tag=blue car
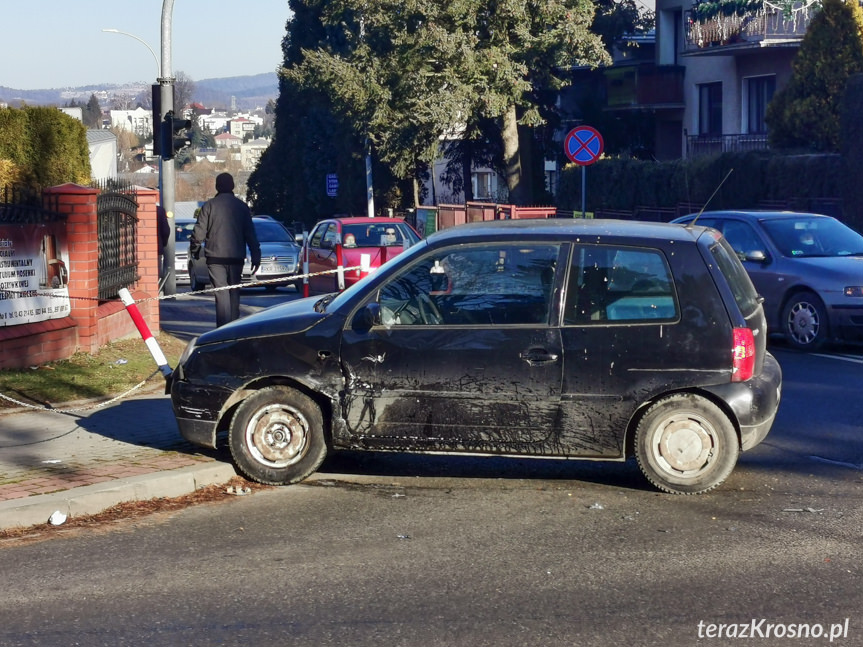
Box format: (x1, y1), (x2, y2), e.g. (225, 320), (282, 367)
(673, 211), (863, 350)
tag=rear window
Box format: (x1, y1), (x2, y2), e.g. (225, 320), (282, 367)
(709, 237), (760, 315)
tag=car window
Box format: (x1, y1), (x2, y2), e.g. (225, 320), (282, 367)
(709, 237), (761, 316)
(175, 221), (196, 242)
(308, 223), (328, 248)
(322, 224), (339, 247)
(563, 245), (677, 325)
(760, 216), (863, 257)
(253, 220), (294, 244)
(343, 222), (419, 248)
(377, 243), (560, 326)
(720, 220), (764, 257)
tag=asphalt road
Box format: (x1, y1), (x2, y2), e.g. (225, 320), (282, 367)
(1, 321), (861, 646)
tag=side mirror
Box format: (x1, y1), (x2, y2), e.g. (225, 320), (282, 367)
(352, 302), (381, 332)
(743, 250), (768, 263)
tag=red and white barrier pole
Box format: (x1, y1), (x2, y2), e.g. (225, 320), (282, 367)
(118, 288), (172, 377)
(358, 253), (372, 281)
(335, 242), (346, 291)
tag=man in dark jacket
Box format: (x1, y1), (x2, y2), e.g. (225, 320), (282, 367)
(190, 173), (261, 326)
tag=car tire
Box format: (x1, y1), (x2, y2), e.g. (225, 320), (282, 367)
(781, 290), (828, 351)
(189, 266), (206, 292)
(228, 386), (327, 486)
(635, 393), (739, 495)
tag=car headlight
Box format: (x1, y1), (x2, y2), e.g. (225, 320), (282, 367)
(844, 287), (863, 297)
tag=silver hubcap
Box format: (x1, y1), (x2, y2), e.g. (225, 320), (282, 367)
(787, 301), (819, 345)
(654, 415), (715, 474)
(245, 404), (309, 468)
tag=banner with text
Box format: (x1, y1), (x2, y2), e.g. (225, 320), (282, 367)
(0, 222), (71, 326)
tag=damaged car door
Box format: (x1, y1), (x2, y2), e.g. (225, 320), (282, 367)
(339, 242), (566, 453)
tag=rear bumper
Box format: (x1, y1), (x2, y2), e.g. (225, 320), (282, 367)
(703, 352), (782, 451)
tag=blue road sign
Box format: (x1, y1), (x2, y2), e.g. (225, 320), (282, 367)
(564, 126), (604, 166)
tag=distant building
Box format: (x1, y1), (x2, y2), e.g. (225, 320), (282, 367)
(240, 138), (270, 171)
(110, 107), (153, 138)
(215, 132), (242, 149)
(86, 129), (118, 182)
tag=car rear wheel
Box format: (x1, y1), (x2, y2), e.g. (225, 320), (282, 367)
(781, 291), (828, 351)
(635, 394), (739, 495)
(229, 386), (327, 485)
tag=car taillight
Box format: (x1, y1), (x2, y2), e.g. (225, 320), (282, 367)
(732, 327), (755, 382)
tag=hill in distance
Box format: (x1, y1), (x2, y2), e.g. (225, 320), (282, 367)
(0, 72), (278, 111)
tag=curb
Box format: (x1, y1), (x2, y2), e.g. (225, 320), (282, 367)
(0, 462), (238, 532)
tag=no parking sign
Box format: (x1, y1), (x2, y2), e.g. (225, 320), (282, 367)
(564, 126), (604, 216)
(564, 126), (604, 166)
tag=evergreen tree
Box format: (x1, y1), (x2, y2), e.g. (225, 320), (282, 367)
(766, 0), (863, 151)
(251, 0), (610, 217)
(84, 94), (102, 129)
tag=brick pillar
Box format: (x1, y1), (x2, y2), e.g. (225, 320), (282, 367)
(44, 184), (100, 353)
(134, 187), (161, 332)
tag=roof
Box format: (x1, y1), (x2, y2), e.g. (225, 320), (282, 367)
(424, 217), (703, 246)
(86, 129), (117, 145)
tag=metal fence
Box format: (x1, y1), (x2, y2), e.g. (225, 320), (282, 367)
(96, 188), (139, 300)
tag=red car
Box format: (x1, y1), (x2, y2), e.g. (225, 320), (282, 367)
(303, 217), (421, 293)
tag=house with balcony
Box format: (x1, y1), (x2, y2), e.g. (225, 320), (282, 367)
(655, 0), (818, 158)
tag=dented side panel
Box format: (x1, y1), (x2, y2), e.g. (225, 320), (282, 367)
(338, 325), (564, 454)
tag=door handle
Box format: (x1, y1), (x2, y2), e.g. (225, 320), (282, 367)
(519, 348), (559, 366)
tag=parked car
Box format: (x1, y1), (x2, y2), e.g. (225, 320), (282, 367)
(303, 216), (421, 293)
(672, 210), (863, 350)
(189, 216), (302, 292)
(170, 218), (781, 495)
(173, 217), (198, 285)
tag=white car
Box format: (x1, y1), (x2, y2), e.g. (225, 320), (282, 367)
(173, 218), (198, 285)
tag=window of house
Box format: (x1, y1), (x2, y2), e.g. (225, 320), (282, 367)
(698, 82), (723, 136)
(472, 172), (493, 200)
(746, 76), (775, 134)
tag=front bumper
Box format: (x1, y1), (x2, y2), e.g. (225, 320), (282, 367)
(171, 378), (234, 449)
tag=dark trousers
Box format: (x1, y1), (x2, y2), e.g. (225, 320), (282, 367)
(208, 263), (243, 326)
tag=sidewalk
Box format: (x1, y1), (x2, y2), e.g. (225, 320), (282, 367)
(0, 384), (238, 531)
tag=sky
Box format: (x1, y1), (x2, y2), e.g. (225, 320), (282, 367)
(2, 0), (292, 90)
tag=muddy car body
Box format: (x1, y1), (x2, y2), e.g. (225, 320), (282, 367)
(170, 219), (782, 494)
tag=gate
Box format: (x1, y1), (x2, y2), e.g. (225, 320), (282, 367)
(97, 189), (139, 300)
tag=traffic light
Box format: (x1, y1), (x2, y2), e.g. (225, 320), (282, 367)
(160, 110), (192, 160)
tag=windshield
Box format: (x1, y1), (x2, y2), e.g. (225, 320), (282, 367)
(175, 221), (196, 242)
(760, 216), (863, 258)
(254, 220), (296, 244)
(342, 222), (420, 248)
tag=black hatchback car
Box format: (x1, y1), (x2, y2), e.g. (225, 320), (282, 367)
(169, 219), (782, 494)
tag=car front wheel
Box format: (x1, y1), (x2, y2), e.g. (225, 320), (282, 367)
(229, 386), (327, 485)
(635, 394), (739, 495)
(781, 291), (828, 351)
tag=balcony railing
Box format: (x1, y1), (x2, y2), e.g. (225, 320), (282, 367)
(687, 133), (769, 158)
(684, 0), (819, 52)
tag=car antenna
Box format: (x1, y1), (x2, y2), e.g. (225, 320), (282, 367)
(689, 168), (734, 227)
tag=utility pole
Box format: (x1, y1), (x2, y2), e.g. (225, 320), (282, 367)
(160, 0), (177, 296)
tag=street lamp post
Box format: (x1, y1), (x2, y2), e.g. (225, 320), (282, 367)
(160, 0), (177, 296)
(102, 27), (173, 293)
(101, 29), (161, 78)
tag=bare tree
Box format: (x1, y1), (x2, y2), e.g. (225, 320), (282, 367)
(174, 71), (196, 114)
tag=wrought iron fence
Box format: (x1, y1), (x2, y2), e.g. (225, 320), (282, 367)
(96, 188), (139, 300)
